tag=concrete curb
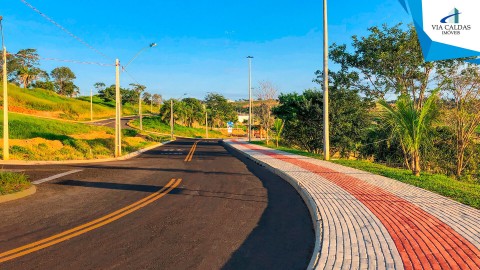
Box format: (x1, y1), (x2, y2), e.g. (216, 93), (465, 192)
(222, 141), (322, 269)
(0, 141), (172, 165)
(0, 185), (37, 204)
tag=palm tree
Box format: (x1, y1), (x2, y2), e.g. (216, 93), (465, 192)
(378, 89), (439, 176)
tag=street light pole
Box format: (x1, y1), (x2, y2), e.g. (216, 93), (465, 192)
(247, 56), (253, 142)
(90, 88), (93, 122)
(205, 104), (208, 139)
(170, 99), (174, 140)
(150, 94), (153, 113)
(115, 59), (121, 157)
(138, 91), (143, 130)
(1, 16), (8, 160)
(170, 93), (186, 141)
(323, 0), (330, 160)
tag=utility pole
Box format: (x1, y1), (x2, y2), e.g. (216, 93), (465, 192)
(170, 99), (174, 140)
(90, 88), (93, 121)
(115, 59), (121, 157)
(138, 91), (142, 130)
(1, 17), (8, 160)
(205, 105), (208, 139)
(150, 94), (153, 113)
(247, 56), (253, 142)
(323, 0), (330, 160)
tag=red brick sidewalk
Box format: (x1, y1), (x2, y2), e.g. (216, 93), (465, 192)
(227, 140), (480, 270)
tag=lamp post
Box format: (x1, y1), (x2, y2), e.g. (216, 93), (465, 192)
(114, 59), (121, 157)
(323, 0), (330, 160)
(1, 16), (9, 160)
(115, 42), (156, 156)
(124, 43), (157, 69)
(247, 56), (253, 142)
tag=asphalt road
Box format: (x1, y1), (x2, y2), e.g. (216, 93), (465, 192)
(0, 138), (314, 270)
(89, 116), (138, 129)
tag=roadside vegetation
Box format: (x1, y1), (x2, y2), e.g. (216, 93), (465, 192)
(0, 172), (31, 195)
(251, 141), (480, 209)
(0, 112), (160, 160)
(131, 116), (224, 138)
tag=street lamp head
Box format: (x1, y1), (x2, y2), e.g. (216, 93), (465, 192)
(246, 56), (254, 59)
(150, 43), (157, 48)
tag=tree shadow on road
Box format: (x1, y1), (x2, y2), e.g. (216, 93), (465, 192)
(220, 147), (315, 270)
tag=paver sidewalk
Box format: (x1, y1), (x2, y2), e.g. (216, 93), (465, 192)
(226, 140), (480, 270)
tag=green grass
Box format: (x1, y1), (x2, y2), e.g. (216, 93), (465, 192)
(132, 116), (224, 138)
(0, 172), (31, 195)
(1, 111), (110, 139)
(0, 112), (158, 160)
(251, 140), (480, 209)
(2, 83), (155, 121)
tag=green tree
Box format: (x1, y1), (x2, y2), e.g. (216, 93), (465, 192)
(130, 83), (146, 112)
(143, 92), (152, 104)
(51, 67), (78, 96)
(98, 84), (116, 102)
(183, 97), (205, 127)
(205, 93), (236, 128)
(378, 89), (440, 176)
(330, 24), (433, 109)
(436, 60), (480, 177)
(273, 90), (323, 154)
(7, 48), (45, 88)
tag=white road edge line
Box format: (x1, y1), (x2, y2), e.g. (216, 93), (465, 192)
(33, 169), (83, 185)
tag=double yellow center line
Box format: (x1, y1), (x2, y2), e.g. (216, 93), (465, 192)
(184, 140), (200, 162)
(0, 178), (182, 263)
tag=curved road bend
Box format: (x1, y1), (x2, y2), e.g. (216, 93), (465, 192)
(0, 138), (314, 270)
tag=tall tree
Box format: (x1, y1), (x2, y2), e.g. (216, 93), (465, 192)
(130, 83), (146, 112)
(204, 93), (237, 128)
(255, 80), (278, 144)
(152, 94), (162, 106)
(183, 97), (204, 127)
(51, 66), (78, 96)
(7, 48), (45, 88)
(330, 23), (433, 109)
(143, 92), (152, 104)
(436, 60), (480, 177)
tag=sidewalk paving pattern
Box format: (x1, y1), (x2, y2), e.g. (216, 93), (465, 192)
(226, 140), (480, 270)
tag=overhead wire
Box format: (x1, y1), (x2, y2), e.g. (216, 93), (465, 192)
(19, 0), (112, 62)
(19, 0), (147, 86)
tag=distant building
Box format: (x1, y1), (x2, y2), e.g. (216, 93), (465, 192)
(237, 114), (249, 123)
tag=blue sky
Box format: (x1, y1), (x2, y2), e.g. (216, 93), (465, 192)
(2, 0), (410, 100)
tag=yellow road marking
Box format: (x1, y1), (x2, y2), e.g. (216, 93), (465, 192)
(0, 178), (182, 263)
(184, 140), (200, 162)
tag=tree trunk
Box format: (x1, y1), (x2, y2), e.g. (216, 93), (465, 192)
(411, 151), (421, 176)
(265, 124), (269, 145)
(456, 141), (465, 177)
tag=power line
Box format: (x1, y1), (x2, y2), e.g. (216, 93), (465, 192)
(20, 0), (112, 62)
(40, 57), (114, 67)
(6, 52), (113, 67)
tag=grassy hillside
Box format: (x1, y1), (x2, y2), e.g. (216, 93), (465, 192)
(131, 116), (225, 138)
(0, 112), (162, 160)
(1, 83), (156, 121)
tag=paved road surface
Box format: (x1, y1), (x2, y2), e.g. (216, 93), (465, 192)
(0, 139), (313, 270)
(90, 116), (137, 129)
